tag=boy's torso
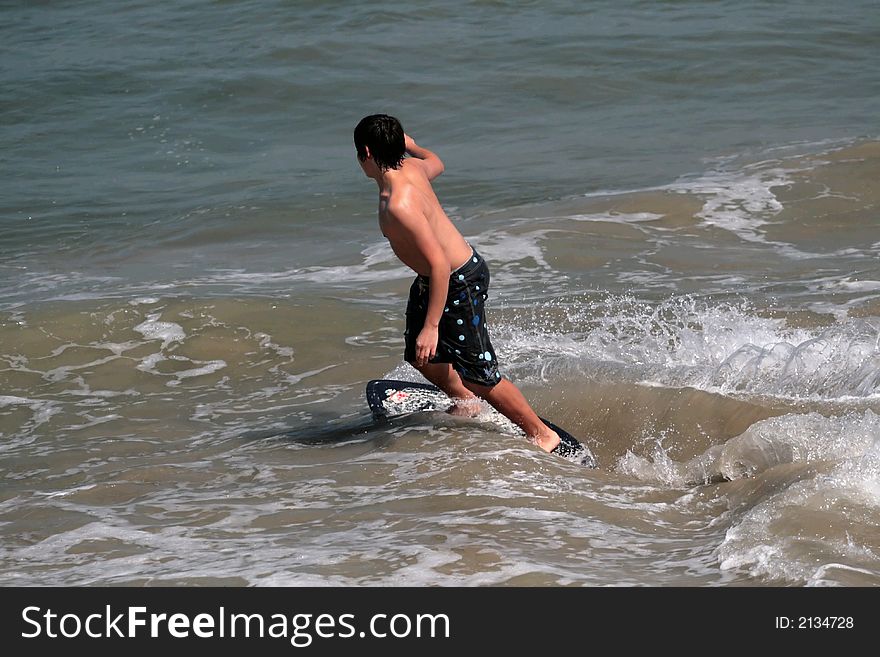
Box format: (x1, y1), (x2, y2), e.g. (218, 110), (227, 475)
(378, 160), (472, 276)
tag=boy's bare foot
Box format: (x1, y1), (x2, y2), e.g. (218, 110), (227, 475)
(532, 427), (561, 453)
(446, 397), (482, 418)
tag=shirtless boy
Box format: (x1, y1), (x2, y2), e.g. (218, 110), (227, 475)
(353, 113), (563, 454)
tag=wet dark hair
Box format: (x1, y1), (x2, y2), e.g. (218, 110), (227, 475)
(353, 114), (405, 171)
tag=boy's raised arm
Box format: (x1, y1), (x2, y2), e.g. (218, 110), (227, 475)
(404, 133), (445, 180)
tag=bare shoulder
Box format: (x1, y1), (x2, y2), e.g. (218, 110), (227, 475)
(386, 185), (424, 226)
(399, 157), (433, 181)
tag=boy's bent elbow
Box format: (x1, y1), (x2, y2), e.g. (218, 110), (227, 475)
(428, 159), (445, 179)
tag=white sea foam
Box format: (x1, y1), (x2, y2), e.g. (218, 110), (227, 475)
(498, 295), (880, 401)
(256, 332), (294, 359)
(616, 410), (880, 584)
(715, 424), (880, 585)
(620, 410), (880, 486)
(192, 230), (558, 292)
(566, 212), (664, 224)
(0, 395), (35, 408)
(129, 312), (227, 384)
(135, 353), (227, 384)
(135, 352), (165, 374)
(133, 314), (185, 347)
(820, 278), (880, 293)
(665, 162), (817, 259)
(469, 229), (553, 271)
(194, 240), (411, 288)
(0, 395), (60, 446)
(43, 353), (125, 384)
(93, 341), (141, 356)
(164, 359), (227, 385)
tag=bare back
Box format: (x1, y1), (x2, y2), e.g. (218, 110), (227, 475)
(378, 159), (472, 277)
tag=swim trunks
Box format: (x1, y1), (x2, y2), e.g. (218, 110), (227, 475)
(404, 249), (502, 388)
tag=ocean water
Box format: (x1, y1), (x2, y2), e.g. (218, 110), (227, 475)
(1, 0), (879, 587)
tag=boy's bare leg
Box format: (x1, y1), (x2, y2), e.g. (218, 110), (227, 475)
(412, 363), (560, 451)
(412, 361), (482, 417)
(462, 377), (561, 452)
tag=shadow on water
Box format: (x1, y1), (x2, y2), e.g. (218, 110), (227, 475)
(239, 410), (440, 448)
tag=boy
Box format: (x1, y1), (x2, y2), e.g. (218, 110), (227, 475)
(354, 114), (568, 455)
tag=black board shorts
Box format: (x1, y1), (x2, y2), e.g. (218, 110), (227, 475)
(404, 249), (502, 388)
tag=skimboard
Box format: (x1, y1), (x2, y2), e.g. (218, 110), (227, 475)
(366, 379), (596, 467)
